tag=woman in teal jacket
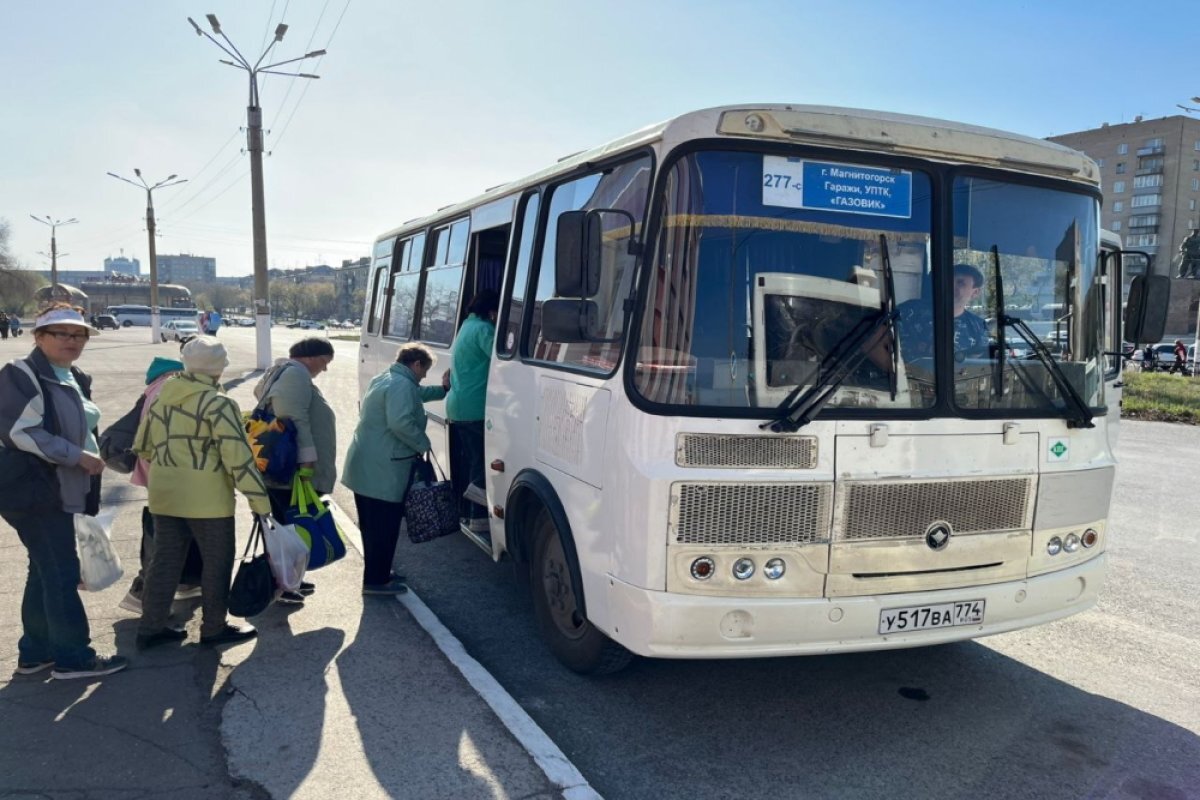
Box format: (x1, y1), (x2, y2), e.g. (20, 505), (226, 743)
(341, 344), (448, 594)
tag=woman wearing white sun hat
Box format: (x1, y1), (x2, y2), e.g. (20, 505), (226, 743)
(0, 302), (127, 680)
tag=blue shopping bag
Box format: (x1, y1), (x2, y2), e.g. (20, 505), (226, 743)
(286, 472), (347, 570)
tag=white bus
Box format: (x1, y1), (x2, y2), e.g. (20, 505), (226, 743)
(358, 105), (1167, 673)
(107, 304), (201, 328)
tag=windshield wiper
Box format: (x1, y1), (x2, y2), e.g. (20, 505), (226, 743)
(762, 234), (899, 433)
(1002, 316), (1095, 428)
(880, 234), (899, 402)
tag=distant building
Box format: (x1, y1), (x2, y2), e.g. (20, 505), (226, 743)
(104, 254), (140, 277)
(1049, 115), (1200, 334)
(156, 254), (217, 284)
(335, 257), (370, 320)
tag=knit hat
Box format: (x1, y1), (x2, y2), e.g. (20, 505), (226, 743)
(181, 336), (229, 377)
(144, 356), (185, 385)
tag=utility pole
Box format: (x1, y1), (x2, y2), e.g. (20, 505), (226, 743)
(188, 14), (325, 369)
(29, 215), (78, 300)
(108, 170), (187, 343)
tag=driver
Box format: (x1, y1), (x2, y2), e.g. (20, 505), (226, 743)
(895, 263), (989, 361)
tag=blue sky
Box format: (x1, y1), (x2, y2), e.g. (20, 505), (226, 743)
(3, 0), (1198, 277)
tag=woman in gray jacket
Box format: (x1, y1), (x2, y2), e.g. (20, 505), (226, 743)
(0, 304), (126, 680)
(253, 337), (336, 604)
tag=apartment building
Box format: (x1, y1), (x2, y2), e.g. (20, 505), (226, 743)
(1050, 115), (1200, 334)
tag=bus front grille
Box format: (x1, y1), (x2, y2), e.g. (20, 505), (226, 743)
(675, 433), (818, 469)
(672, 482), (832, 545)
(836, 477), (1034, 541)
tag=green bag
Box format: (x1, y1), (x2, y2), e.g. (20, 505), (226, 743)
(286, 472), (347, 570)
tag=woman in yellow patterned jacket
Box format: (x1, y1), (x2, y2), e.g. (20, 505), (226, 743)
(133, 336), (272, 649)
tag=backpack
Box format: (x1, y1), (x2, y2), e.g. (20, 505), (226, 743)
(98, 395), (146, 474)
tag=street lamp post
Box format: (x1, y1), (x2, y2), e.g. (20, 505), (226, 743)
(188, 14), (325, 370)
(108, 171), (187, 343)
(29, 215), (78, 300)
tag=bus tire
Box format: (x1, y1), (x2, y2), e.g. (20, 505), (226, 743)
(530, 507), (632, 675)
(122, 320), (133, 328)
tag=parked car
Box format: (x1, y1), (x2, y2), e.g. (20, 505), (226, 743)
(236, 316), (255, 327)
(161, 319), (200, 342)
(93, 314), (120, 330)
(287, 319), (326, 330)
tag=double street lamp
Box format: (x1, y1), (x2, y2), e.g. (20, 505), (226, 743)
(108, 170), (187, 343)
(188, 13), (326, 369)
(29, 215), (78, 300)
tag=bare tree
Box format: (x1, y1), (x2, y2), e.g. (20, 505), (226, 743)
(0, 218), (47, 315)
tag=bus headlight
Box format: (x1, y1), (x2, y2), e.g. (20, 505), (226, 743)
(1063, 533), (1081, 553)
(732, 558), (755, 581)
(690, 557), (715, 580)
(1046, 537), (1063, 556)
(1081, 528), (1099, 548)
(763, 558), (786, 580)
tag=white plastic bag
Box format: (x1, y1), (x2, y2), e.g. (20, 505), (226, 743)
(74, 509), (123, 592)
(260, 514), (308, 593)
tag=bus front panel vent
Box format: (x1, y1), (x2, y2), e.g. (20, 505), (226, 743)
(837, 477), (1034, 541)
(671, 482), (832, 545)
(675, 433), (818, 469)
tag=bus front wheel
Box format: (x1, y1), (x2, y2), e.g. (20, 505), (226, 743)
(122, 320), (133, 328)
(530, 507), (632, 675)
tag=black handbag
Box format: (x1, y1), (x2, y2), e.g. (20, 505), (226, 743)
(228, 522), (276, 618)
(405, 453), (460, 544)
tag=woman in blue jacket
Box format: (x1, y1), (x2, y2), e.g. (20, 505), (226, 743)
(341, 344), (448, 594)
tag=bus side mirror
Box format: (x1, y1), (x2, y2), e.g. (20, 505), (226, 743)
(555, 208), (639, 299)
(540, 298), (599, 343)
(555, 211), (602, 298)
(1124, 274), (1171, 344)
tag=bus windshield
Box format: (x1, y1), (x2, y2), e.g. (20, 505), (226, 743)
(634, 149), (934, 411)
(632, 149), (1104, 419)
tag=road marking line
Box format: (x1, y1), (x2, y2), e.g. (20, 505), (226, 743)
(325, 499), (601, 800)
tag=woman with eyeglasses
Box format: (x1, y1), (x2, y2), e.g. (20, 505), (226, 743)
(0, 303), (127, 680)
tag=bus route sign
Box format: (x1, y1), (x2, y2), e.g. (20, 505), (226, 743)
(762, 156), (913, 219)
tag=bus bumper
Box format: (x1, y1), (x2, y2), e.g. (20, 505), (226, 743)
(605, 554), (1105, 658)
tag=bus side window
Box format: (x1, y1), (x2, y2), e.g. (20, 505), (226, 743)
(387, 234), (424, 340)
(498, 192), (540, 357)
(526, 155), (651, 371)
(366, 264), (389, 335)
(418, 219), (468, 346)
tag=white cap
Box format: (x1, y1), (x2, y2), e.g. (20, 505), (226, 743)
(33, 307), (100, 335)
(181, 335), (229, 377)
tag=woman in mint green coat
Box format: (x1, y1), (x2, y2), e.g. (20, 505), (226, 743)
(342, 344), (447, 594)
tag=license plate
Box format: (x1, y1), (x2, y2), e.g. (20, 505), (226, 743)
(878, 600), (985, 634)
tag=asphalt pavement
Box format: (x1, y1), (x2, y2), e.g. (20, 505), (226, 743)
(0, 326), (570, 800)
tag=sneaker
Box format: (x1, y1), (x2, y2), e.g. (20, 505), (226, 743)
(298, 581), (316, 596)
(174, 584), (202, 600)
(118, 588), (143, 614)
(200, 623), (258, 646)
(277, 591), (305, 605)
(51, 655), (129, 681)
(14, 660), (54, 676)
(463, 482), (488, 506)
(362, 578), (408, 595)
(136, 627), (188, 650)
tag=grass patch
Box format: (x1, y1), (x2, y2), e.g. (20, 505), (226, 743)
(1121, 371), (1200, 424)
(329, 333), (360, 342)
